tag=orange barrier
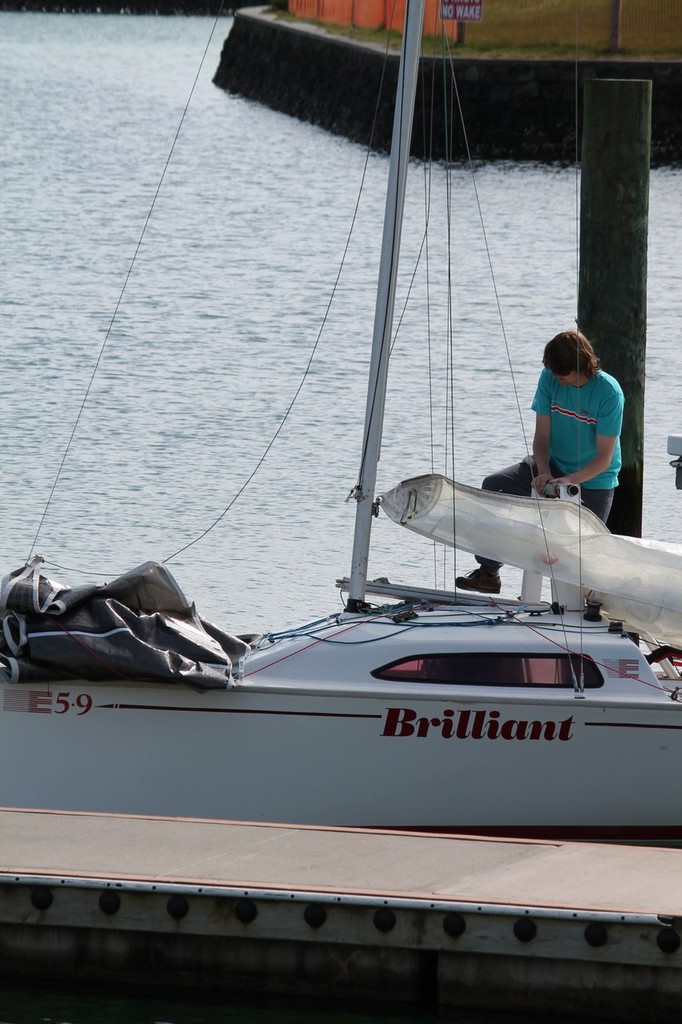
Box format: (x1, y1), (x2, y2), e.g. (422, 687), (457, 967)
(318, 0), (353, 24)
(288, 0), (320, 18)
(354, 0), (385, 29)
(384, 0), (405, 32)
(287, 0), (459, 37)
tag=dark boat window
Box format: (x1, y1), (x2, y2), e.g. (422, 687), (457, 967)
(372, 653), (603, 688)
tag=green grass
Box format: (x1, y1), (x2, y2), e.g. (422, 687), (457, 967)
(276, 0), (682, 60)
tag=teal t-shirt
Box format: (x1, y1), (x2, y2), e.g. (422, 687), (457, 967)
(531, 368), (624, 489)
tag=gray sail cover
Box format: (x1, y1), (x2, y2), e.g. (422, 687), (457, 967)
(0, 559), (248, 690)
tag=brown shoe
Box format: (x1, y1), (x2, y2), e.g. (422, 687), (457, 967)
(455, 568), (501, 594)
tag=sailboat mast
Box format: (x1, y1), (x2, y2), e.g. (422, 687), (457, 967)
(346, 0), (426, 611)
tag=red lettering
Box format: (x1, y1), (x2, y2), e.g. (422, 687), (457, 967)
(528, 720), (557, 740)
(471, 710), (487, 739)
(500, 719), (528, 740)
(484, 710), (500, 739)
(382, 707), (416, 737)
(456, 709), (471, 738)
(442, 709), (455, 738)
(415, 716), (441, 737)
(382, 708), (575, 742)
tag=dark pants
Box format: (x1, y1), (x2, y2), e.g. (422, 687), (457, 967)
(476, 456), (614, 575)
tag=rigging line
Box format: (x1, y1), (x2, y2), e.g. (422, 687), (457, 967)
(245, 614), (414, 678)
(26, 2), (229, 566)
(167, 20), (398, 565)
(572, 0), (586, 676)
(384, 20), (447, 592)
(442, 40), (531, 463)
(420, 26), (436, 478)
(390, 229), (428, 353)
(443, 35), (457, 590)
(421, 30), (440, 588)
(574, 0), (581, 318)
(381, 29), (444, 584)
(441, 37), (573, 618)
(573, 0), (585, 624)
(382, 27), (451, 590)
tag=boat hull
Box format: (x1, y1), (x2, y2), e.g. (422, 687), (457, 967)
(2, 678), (681, 843)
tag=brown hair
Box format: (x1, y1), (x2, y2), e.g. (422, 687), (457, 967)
(543, 330), (600, 379)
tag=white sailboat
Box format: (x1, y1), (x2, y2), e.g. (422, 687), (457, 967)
(2, 0), (682, 843)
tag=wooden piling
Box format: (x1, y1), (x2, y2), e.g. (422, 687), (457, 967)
(578, 78), (652, 537)
(610, 0), (622, 52)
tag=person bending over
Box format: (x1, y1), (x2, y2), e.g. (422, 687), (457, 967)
(455, 329), (625, 595)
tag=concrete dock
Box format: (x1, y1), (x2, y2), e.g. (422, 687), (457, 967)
(1, 809), (681, 1020)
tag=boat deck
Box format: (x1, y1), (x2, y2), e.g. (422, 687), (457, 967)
(1, 809), (681, 1020)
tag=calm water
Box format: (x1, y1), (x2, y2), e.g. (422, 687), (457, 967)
(0, 987), (440, 1024)
(0, 11), (680, 1021)
(2, 12), (682, 637)
(0, 984), (614, 1024)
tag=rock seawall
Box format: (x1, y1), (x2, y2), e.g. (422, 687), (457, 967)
(214, 9), (682, 165)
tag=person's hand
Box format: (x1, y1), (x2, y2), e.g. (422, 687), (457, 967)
(550, 474), (577, 489)
(532, 472), (553, 495)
